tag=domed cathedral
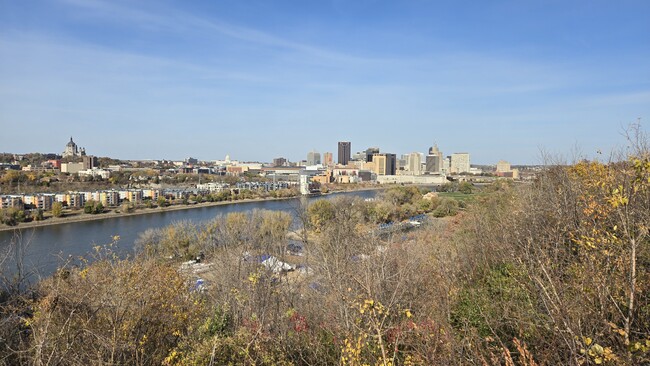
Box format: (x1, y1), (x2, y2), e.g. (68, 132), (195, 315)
(62, 137), (86, 158)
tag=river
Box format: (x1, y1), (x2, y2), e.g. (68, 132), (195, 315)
(0, 190), (378, 283)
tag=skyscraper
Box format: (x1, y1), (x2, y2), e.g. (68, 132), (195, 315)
(426, 144), (442, 173)
(372, 153), (397, 175)
(425, 155), (440, 173)
(365, 147), (379, 163)
(407, 152), (422, 175)
(323, 152), (333, 166)
(307, 150), (321, 165)
(385, 153), (397, 175)
(338, 141), (351, 165)
(450, 153), (470, 174)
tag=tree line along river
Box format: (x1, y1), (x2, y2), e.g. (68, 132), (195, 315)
(0, 190), (378, 283)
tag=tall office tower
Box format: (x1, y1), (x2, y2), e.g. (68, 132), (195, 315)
(372, 154), (386, 175)
(450, 153), (470, 174)
(372, 153), (397, 175)
(338, 141), (351, 165)
(425, 155), (440, 173)
(442, 156), (451, 174)
(407, 152), (422, 175)
(426, 144), (442, 173)
(323, 152), (333, 166)
(365, 147), (379, 162)
(386, 153), (396, 175)
(307, 150), (321, 165)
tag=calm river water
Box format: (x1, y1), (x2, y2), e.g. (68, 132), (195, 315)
(0, 190), (378, 282)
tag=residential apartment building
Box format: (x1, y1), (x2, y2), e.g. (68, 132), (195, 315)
(66, 193), (86, 208)
(1, 195), (24, 209)
(55, 193), (86, 208)
(89, 191), (119, 206)
(142, 189), (162, 201)
(120, 190), (143, 204)
(23, 194), (55, 210)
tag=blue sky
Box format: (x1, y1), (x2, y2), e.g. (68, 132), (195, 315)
(1, 0), (649, 164)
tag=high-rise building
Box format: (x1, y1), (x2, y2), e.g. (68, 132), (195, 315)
(338, 141), (351, 165)
(365, 147), (379, 163)
(372, 154), (386, 175)
(372, 153), (396, 176)
(385, 153), (396, 175)
(496, 160), (511, 173)
(82, 155), (98, 170)
(323, 152), (333, 166)
(450, 153), (470, 174)
(442, 156), (451, 174)
(407, 152), (422, 175)
(307, 150), (321, 165)
(426, 144), (442, 173)
(273, 157), (287, 167)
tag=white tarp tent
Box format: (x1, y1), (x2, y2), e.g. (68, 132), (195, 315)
(261, 255), (295, 273)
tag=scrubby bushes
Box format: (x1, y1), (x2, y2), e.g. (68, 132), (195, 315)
(366, 186), (461, 223)
(0, 208), (27, 226)
(83, 199), (104, 214)
(449, 133), (650, 364)
(3, 131), (649, 365)
(22, 247), (207, 366)
(431, 197), (459, 217)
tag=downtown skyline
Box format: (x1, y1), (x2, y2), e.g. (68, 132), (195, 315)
(1, 0), (649, 164)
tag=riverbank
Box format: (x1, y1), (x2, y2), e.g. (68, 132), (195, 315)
(0, 186), (386, 232)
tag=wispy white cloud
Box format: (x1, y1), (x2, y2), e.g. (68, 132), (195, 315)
(0, 32), (274, 86)
(57, 0), (384, 65)
(1, 0), (646, 162)
(21, 0), (580, 99)
(578, 91), (650, 107)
